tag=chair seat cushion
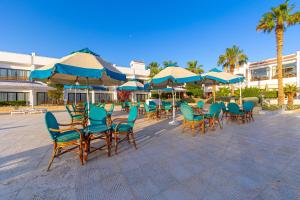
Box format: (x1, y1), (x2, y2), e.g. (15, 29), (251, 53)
(73, 114), (84, 119)
(84, 124), (109, 134)
(56, 130), (81, 142)
(112, 123), (132, 132)
(194, 115), (204, 121)
(204, 113), (214, 118)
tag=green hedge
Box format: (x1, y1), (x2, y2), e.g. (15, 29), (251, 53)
(243, 97), (259, 105)
(181, 97), (195, 103)
(263, 91), (278, 99)
(262, 103), (281, 111)
(0, 101), (27, 107)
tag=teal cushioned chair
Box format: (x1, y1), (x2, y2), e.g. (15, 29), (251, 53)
(144, 102), (156, 119)
(197, 101), (204, 109)
(66, 105), (84, 124)
(112, 106), (138, 154)
(204, 103), (223, 129)
(45, 112), (84, 171)
(219, 102), (229, 118)
(243, 101), (255, 121)
(161, 101), (172, 118)
(149, 101), (157, 110)
(180, 104), (205, 135)
(228, 102), (245, 122)
(83, 106), (111, 160)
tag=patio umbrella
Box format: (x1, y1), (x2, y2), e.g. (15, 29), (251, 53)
(149, 65), (202, 125)
(203, 68), (244, 103)
(30, 48), (126, 117)
(117, 79), (145, 102)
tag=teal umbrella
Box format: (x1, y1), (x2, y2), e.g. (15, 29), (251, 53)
(150, 65), (202, 125)
(117, 79), (145, 102)
(203, 68), (245, 103)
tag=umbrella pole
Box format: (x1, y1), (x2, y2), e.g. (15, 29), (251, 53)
(86, 78), (90, 124)
(212, 84), (216, 103)
(75, 88), (77, 105)
(239, 82), (242, 105)
(169, 87), (179, 125)
(159, 90), (161, 110)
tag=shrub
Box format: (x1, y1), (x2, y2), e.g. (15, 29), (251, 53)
(181, 97), (195, 103)
(151, 93), (159, 99)
(216, 87), (231, 97)
(185, 83), (204, 98)
(263, 90), (278, 99)
(286, 105), (300, 110)
(243, 97), (259, 106)
(262, 103), (281, 111)
(241, 87), (261, 97)
(0, 101), (27, 107)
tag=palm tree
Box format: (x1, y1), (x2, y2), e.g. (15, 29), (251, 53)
(146, 62), (161, 77)
(217, 45), (248, 94)
(284, 84), (298, 107)
(163, 60), (178, 68)
(256, 0), (300, 106)
(187, 60), (204, 74)
(217, 45), (248, 73)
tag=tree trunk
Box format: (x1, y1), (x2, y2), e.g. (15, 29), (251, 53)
(276, 28), (284, 106)
(287, 93), (294, 107)
(230, 65), (235, 95)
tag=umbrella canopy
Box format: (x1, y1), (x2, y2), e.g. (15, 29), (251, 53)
(118, 80), (144, 91)
(151, 86), (186, 93)
(64, 85), (107, 91)
(203, 71), (244, 84)
(150, 65), (201, 125)
(150, 66), (202, 88)
(29, 48), (126, 85)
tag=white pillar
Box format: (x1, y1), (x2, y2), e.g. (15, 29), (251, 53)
(29, 90), (36, 107)
(91, 90), (95, 104)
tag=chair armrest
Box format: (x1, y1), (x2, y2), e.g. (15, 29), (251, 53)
(113, 121), (130, 132)
(112, 118), (127, 123)
(58, 122), (83, 126)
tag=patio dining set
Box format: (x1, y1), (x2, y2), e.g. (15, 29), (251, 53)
(45, 102), (137, 171)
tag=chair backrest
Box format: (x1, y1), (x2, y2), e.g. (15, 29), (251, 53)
(108, 104), (115, 115)
(128, 106), (138, 127)
(164, 102), (172, 110)
(209, 103), (221, 117)
(125, 101), (130, 107)
(219, 102), (227, 112)
(45, 112), (59, 141)
(180, 104), (194, 121)
(227, 102), (240, 114)
(197, 101), (204, 109)
(243, 101), (254, 112)
(89, 106), (107, 126)
(65, 105), (73, 117)
(149, 101), (156, 109)
(144, 102), (150, 112)
(72, 103), (77, 112)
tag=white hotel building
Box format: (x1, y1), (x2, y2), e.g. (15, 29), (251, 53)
(235, 51), (300, 90)
(0, 51), (150, 106)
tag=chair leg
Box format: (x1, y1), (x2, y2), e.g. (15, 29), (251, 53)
(105, 132), (111, 157)
(47, 144), (57, 171)
(114, 132), (118, 154)
(182, 120), (186, 133)
(191, 122), (195, 136)
(130, 131), (137, 150)
(218, 119), (223, 129)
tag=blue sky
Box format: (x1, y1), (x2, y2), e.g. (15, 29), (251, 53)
(0, 0), (299, 71)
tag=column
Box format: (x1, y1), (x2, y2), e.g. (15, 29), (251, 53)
(91, 90), (95, 104)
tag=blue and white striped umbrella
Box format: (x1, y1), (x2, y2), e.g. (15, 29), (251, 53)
(30, 48), (126, 85)
(117, 80), (144, 91)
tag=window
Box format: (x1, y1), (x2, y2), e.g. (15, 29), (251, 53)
(67, 93), (91, 103)
(250, 67), (270, 81)
(95, 93), (112, 103)
(0, 68), (30, 80)
(0, 92), (29, 102)
(136, 94), (148, 102)
(272, 62), (297, 79)
(0, 92), (8, 101)
(37, 92), (48, 105)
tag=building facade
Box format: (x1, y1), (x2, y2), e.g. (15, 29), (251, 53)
(235, 51), (300, 90)
(0, 51), (150, 106)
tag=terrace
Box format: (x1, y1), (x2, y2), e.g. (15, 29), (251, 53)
(1, 108), (299, 200)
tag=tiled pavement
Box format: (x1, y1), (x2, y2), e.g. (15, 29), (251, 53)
(0, 110), (300, 200)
